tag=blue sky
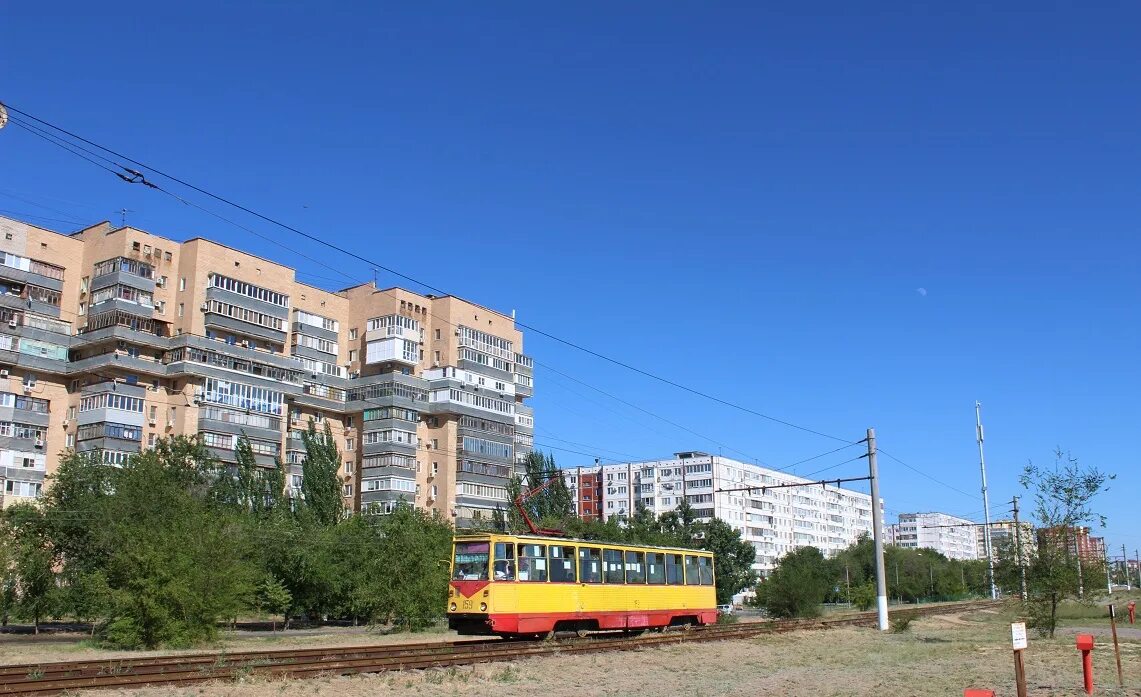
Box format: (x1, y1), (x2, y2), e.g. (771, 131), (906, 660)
(2, 2), (1138, 556)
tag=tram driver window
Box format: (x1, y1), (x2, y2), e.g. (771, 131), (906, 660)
(579, 547), (602, 583)
(603, 549), (625, 584)
(518, 544), (548, 582)
(494, 542), (515, 581)
(647, 552), (666, 585)
(625, 551), (646, 584)
(549, 545), (576, 582)
(665, 553), (684, 585)
(684, 555), (702, 585)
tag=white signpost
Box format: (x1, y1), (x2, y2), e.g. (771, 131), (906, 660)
(1011, 622), (1028, 650)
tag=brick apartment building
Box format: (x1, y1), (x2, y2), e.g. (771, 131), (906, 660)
(0, 214), (533, 525)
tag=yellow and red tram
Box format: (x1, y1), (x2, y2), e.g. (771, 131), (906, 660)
(448, 532), (717, 636)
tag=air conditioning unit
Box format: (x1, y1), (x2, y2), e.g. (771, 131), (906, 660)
(166, 419), (175, 428)
(7, 320), (16, 329)
(200, 303), (210, 312)
(0, 369), (9, 378)
(34, 438), (44, 449)
(241, 340), (251, 348)
(156, 277), (165, 287)
(148, 419), (157, 427)
(454, 329), (461, 335)
(22, 386), (32, 395)
(62, 420), (69, 428)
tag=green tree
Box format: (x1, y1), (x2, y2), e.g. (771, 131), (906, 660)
(506, 451), (572, 533)
(700, 517), (757, 604)
(4, 505), (57, 633)
(757, 546), (833, 618)
(1006, 450), (1112, 637)
(299, 420), (344, 527)
(97, 443), (257, 648)
(212, 434), (287, 516)
(256, 576), (292, 632)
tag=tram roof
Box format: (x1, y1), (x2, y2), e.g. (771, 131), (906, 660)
(452, 532), (711, 555)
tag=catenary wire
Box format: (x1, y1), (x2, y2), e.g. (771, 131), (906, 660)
(1, 101), (852, 445)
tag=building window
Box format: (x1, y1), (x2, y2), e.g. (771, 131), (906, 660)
(177, 303), (184, 317)
(348, 349), (358, 362)
(179, 277), (186, 291)
(349, 328), (358, 340)
(156, 301), (166, 314)
(345, 437), (355, 451)
(344, 461), (354, 475)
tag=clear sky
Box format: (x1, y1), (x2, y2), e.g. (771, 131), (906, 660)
(2, 3), (1138, 558)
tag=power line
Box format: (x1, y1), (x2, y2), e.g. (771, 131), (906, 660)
(875, 447), (978, 500)
(1, 101), (850, 445)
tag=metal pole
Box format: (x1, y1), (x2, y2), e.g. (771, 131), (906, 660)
(1106, 549), (1113, 594)
(975, 402), (998, 599)
(1013, 496), (1027, 599)
(1136, 549), (1140, 589)
(867, 428), (889, 631)
(1124, 545), (1131, 591)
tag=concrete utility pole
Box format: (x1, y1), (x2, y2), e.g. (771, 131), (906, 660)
(867, 428), (889, 631)
(1136, 549), (1140, 589)
(975, 402), (998, 599)
(1124, 545), (1131, 591)
(1012, 496), (1028, 599)
(1107, 549), (1114, 594)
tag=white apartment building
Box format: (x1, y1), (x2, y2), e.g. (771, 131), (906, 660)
(889, 512), (978, 560)
(564, 451), (878, 577)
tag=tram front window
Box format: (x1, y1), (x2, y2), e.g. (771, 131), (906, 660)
(453, 541), (490, 580)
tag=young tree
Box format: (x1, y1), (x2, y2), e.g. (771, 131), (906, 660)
(756, 546), (833, 618)
(299, 420), (344, 527)
(1010, 450), (1112, 637)
(256, 575), (292, 632)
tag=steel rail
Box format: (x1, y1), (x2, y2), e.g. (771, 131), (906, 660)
(0, 600), (1000, 695)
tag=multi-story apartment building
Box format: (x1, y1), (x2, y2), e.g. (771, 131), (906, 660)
(0, 214), (533, 524)
(975, 520), (1035, 563)
(563, 451), (877, 576)
(888, 512), (978, 560)
(1036, 526), (1106, 564)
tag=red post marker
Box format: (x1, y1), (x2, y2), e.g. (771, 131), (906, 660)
(1129, 600), (1136, 625)
(964, 690), (995, 697)
(1076, 634), (1095, 695)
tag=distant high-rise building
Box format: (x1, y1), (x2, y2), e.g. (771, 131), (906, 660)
(888, 512), (978, 560)
(563, 451), (879, 577)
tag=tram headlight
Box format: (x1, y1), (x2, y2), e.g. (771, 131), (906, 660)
(480, 602), (487, 612)
(449, 602), (457, 611)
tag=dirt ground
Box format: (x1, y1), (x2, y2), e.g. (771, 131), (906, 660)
(66, 607), (1140, 697)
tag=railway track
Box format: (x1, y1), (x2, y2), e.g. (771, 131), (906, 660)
(0, 600), (1000, 695)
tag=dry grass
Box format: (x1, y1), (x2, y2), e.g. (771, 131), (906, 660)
(68, 607), (1141, 697)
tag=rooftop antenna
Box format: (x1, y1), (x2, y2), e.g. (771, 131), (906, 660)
(119, 208), (133, 227)
(0, 104), (8, 130)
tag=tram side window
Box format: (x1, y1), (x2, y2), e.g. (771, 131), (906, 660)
(647, 552), (666, 585)
(665, 553), (684, 585)
(698, 556), (714, 585)
(603, 549), (625, 584)
(684, 555), (702, 585)
(579, 547), (602, 583)
(494, 542), (515, 581)
(518, 544), (548, 582)
(625, 551), (646, 584)
(549, 545), (576, 582)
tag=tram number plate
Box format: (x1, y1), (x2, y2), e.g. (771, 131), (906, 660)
(463, 600), (473, 610)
